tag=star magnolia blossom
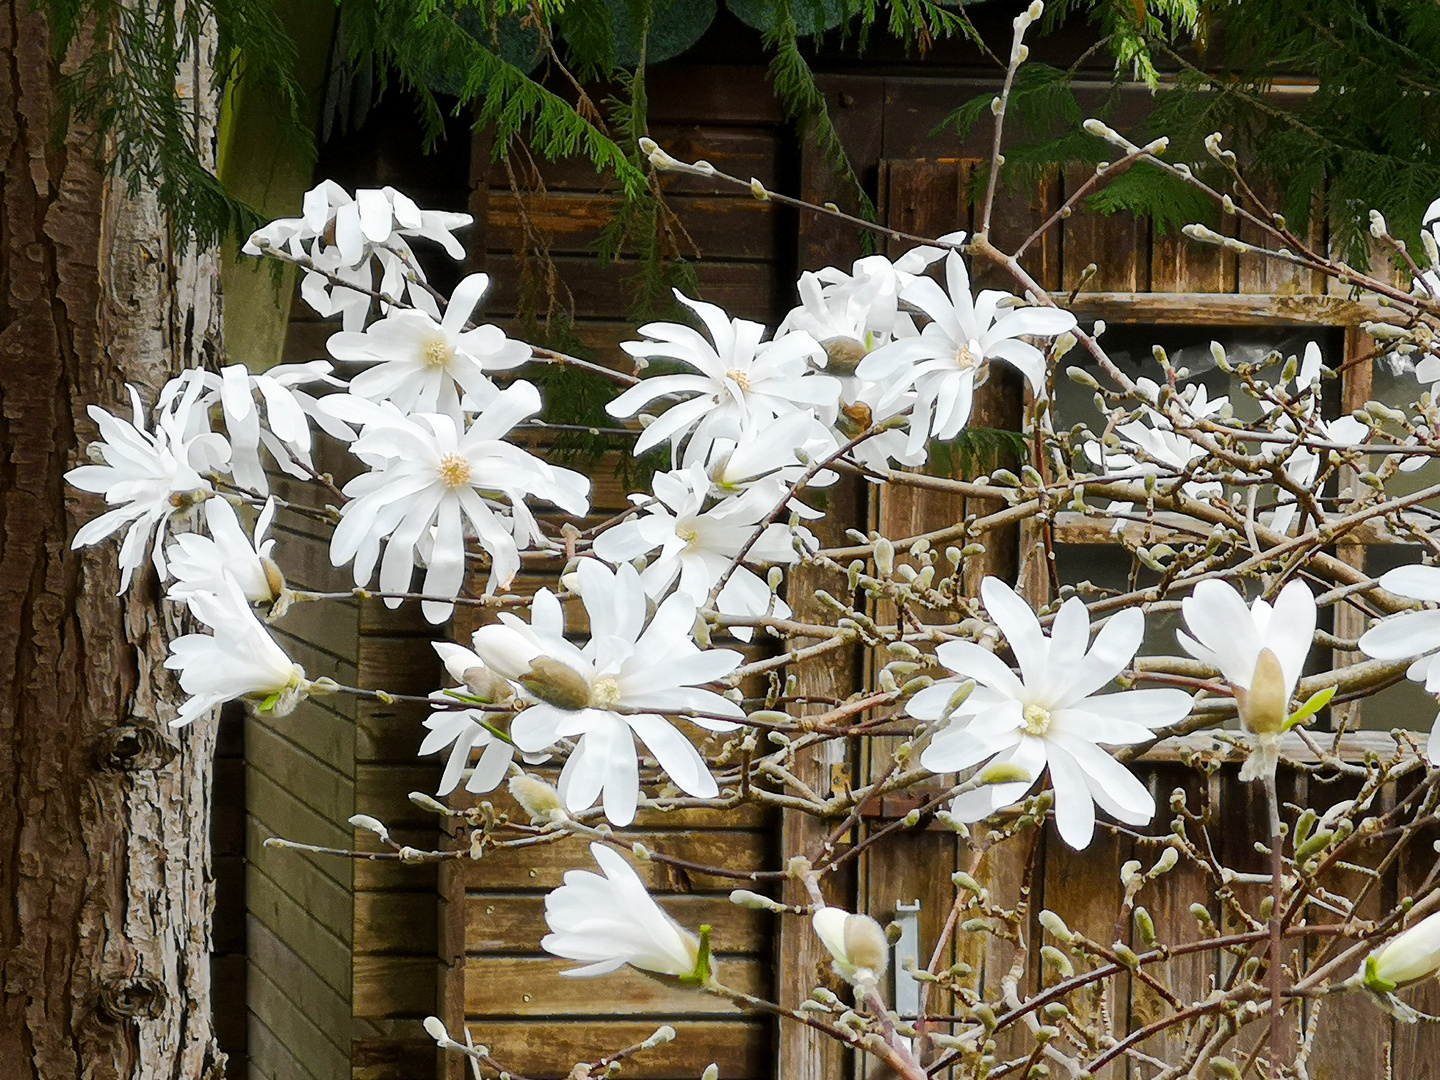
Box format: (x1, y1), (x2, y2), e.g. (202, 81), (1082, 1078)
(1359, 565), (1440, 762)
(470, 560), (744, 826)
(1262, 343), (1373, 535)
(325, 382), (590, 622)
(606, 289), (839, 466)
(167, 496), (283, 606)
(419, 707), (515, 796)
(327, 272), (529, 419)
(65, 383), (229, 592)
(542, 842), (701, 977)
(164, 574), (307, 727)
(701, 408), (838, 504)
(914, 577), (1192, 849)
(1084, 418), (1221, 532)
(592, 465), (814, 641)
(812, 907), (890, 986)
(1178, 579), (1317, 780)
(243, 181), (472, 330)
(857, 250), (1077, 458)
(159, 363), (355, 496)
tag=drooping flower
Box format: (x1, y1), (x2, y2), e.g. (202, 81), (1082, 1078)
(1177, 579), (1316, 780)
(66, 383), (230, 592)
(856, 250), (1077, 458)
(914, 577), (1192, 849)
(542, 842), (701, 977)
(470, 560), (744, 826)
(166, 496), (284, 606)
(812, 907), (890, 986)
(606, 290), (839, 466)
(243, 182), (472, 330)
(324, 382), (590, 622)
(164, 573), (307, 727)
(701, 408), (839, 504)
(1358, 564), (1440, 762)
(591, 464), (814, 640)
(326, 272), (529, 420)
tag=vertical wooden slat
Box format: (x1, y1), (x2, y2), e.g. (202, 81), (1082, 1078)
(1332, 327), (1376, 734)
(1236, 179), (1324, 295)
(1061, 164), (1147, 294)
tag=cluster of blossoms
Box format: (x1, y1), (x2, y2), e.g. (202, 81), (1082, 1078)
(66, 177), (1440, 1029)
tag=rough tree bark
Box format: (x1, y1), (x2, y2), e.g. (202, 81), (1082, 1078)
(0, 5), (225, 1078)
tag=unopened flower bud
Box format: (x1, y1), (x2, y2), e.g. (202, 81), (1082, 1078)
(1360, 910), (1440, 991)
(349, 814), (390, 842)
(812, 907), (890, 983)
(1039, 909), (1074, 943)
(1234, 647), (1288, 736)
(508, 773), (563, 823)
(519, 657), (592, 711)
(423, 1015), (450, 1044)
(701, 1066), (719, 1080)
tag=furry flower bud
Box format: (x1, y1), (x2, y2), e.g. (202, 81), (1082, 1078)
(813, 907), (890, 984)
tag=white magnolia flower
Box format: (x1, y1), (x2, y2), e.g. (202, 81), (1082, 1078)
(419, 707), (515, 796)
(1261, 343), (1373, 534)
(606, 290), (839, 466)
(812, 907), (890, 986)
(166, 496), (283, 606)
(327, 272), (529, 420)
(159, 362), (355, 495)
(1178, 579), (1316, 780)
(790, 239), (959, 346)
(164, 573), (307, 727)
(914, 577), (1192, 849)
(1359, 565), (1440, 762)
(326, 382), (590, 622)
(243, 182), (472, 330)
(1084, 418), (1222, 531)
(702, 408), (839, 504)
(592, 465), (814, 640)
(857, 250), (1077, 457)
(472, 560), (744, 826)
(66, 383), (229, 592)
(542, 842), (700, 977)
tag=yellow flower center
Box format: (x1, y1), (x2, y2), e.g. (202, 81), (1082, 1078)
(675, 522), (699, 549)
(589, 676), (622, 710)
(1022, 704), (1052, 738)
(436, 452), (472, 488)
(726, 369), (752, 392)
(422, 337), (455, 368)
(956, 342), (978, 370)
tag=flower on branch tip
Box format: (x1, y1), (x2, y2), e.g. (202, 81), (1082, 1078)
(542, 842), (702, 978)
(244, 182), (472, 331)
(812, 907), (890, 986)
(164, 573), (307, 727)
(1178, 579), (1316, 781)
(1359, 565), (1440, 762)
(913, 577), (1192, 849)
(607, 290), (839, 467)
(591, 464), (816, 641)
(419, 705), (515, 797)
(327, 272), (529, 420)
(323, 382), (590, 623)
(856, 251), (1077, 459)
(471, 560), (744, 826)
(167, 496), (285, 608)
(65, 382), (229, 592)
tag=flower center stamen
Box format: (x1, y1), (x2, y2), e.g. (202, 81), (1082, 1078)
(956, 342), (978, 370)
(437, 453), (472, 488)
(675, 523), (699, 549)
(1022, 703), (1052, 738)
(726, 369), (752, 392)
(422, 337), (455, 368)
(589, 676), (622, 710)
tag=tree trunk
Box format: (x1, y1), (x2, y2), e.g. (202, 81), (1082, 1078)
(0, 5), (224, 1078)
